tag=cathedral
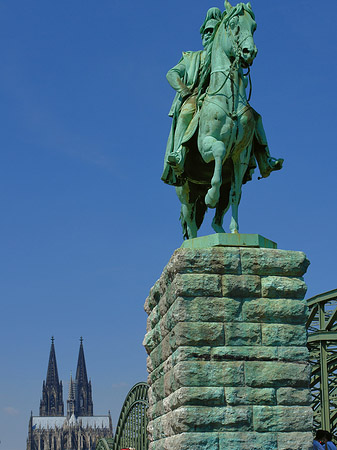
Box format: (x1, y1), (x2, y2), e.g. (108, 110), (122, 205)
(26, 338), (113, 450)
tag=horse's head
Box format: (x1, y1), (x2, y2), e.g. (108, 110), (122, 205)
(222, 1), (257, 68)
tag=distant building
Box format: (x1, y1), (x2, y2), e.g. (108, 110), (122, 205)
(27, 338), (113, 450)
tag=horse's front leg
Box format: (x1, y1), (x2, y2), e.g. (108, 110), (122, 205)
(202, 138), (226, 208)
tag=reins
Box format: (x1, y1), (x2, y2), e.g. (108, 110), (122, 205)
(207, 5), (254, 102)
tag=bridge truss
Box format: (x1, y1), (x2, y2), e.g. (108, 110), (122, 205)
(307, 288), (337, 432)
(112, 382), (149, 450)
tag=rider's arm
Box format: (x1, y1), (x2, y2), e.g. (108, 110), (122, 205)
(166, 56), (191, 101)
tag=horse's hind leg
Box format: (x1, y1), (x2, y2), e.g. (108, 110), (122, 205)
(212, 184), (230, 233)
(176, 183), (198, 239)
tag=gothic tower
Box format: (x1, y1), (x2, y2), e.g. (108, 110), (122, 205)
(39, 337), (64, 416)
(74, 337), (93, 416)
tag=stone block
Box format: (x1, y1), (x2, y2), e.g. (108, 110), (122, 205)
(245, 361), (311, 388)
(171, 346), (212, 365)
(167, 247), (241, 275)
(153, 406), (253, 434)
(147, 305), (160, 330)
(219, 432), (278, 450)
(172, 360), (244, 388)
(222, 274), (261, 297)
(168, 296), (242, 324)
(278, 346), (310, 362)
(253, 405), (312, 431)
(242, 298), (308, 324)
(225, 387), (276, 405)
(150, 377), (166, 404)
(277, 432), (314, 450)
(262, 324), (307, 346)
(163, 386), (225, 412)
(212, 345), (278, 361)
(261, 276), (307, 299)
(158, 292), (171, 318)
(277, 387), (311, 405)
(151, 432), (219, 450)
(148, 400), (165, 420)
(240, 248), (309, 276)
(171, 273), (222, 298)
(170, 322), (224, 348)
(147, 280), (162, 310)
(225, 323), (261, 345)
(143, 324), (163, 353)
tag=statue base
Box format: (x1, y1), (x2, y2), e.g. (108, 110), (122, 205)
(181, 233), (277, 249)
(143, 239), (313, 450)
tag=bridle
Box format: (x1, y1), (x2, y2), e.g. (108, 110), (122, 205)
(207, 7), (254, 101)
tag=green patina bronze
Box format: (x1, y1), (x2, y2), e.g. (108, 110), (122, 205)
(162, 1), (283, 240)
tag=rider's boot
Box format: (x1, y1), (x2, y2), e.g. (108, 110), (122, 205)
(167, 146), (186, 176)
(258, 154), (284, 178)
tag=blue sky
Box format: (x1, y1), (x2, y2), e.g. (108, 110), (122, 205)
(0, 0), (336, 448)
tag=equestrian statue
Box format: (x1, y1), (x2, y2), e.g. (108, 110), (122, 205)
(162, 1), (283, 239)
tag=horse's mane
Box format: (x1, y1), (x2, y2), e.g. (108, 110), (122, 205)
(197, 3), (255, 100)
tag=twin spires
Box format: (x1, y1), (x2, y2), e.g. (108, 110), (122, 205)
(40, 337), (93, 418)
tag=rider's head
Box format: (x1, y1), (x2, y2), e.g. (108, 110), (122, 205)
(200, 7), (222, 48)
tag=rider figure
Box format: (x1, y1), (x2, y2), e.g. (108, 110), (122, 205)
(162, 6), (283, 187)
(162, 7), (222, 186)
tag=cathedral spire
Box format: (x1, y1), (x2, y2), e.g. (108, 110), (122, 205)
(75, 337), (93, 416)
(40, 337), (64, 416)
(67, 373), (76, 418)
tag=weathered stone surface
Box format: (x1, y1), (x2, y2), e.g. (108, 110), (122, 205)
(212, 345), (278, 361)
(245, 361), (311, 387)
(278, 346), (310, 362)
(242, 298), (308, 324)
(261, 276), (307, 299)
(240, 248), (310, 276)
(277, 387), (311, 405)
(167, 247), (241, 275)
(253, 406), (313, 431)
(225, 323), (261, 345)
(171, 346), (212, 364)
(219, 432), (278, 450)
(163, 387), (225, 411)
(148, 400), (166, 420)
(168, 296), (241, 324)
(143, 324), (163, 353)
(147, 280), (162, 310)
(170, 322), (224, 348)
(262, 324), (307, 346)
(147, 305), (160, 331)
(172, 360), (244, 387)
(225, 387), (276, 405)
(277, 432), (314, 450)
(152, 406), (253, 436)
(222, 274), (261, 297)
(150, 432), (219, 450)
(171, 273), (222, 297)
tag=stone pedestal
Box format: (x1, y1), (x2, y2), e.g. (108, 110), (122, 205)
(143, 243), (313, 450)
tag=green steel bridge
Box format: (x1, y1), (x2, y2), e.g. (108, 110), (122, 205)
(97, 382), (149, 450)
(307, 288), (337, 433)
